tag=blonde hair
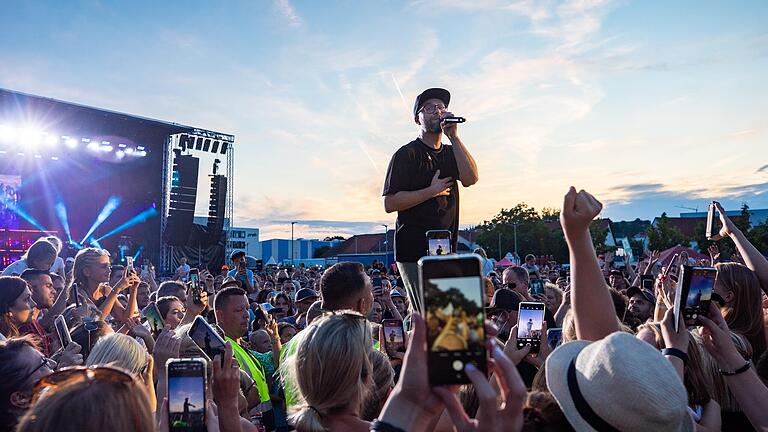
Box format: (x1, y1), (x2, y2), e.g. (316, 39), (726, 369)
(717, 263), (765, 359)
(284, 311), (372, 432)
(544, 283), (563, 304)
(16, 368), (154, 432)
(361, 350), (394, 421)
(86, 333), (149, 376)
(636, 322), (710, 406)
(70, 248), (110, 293)
(562, 310), (577, 343)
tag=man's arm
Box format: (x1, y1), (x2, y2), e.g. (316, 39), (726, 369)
(384, 170), (452, 213)
(446, 134), (478, 187)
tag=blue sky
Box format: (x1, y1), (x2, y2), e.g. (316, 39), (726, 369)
(1, 0), (766, 240)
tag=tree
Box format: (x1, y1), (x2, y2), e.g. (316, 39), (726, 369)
(647, 213), (689, 251)
(747, 220), (768, 254)
(589, 219), (616, 255)
(313, 246), (331, 258)
(474, 203), (569, 262)
(323, 236), (345, 242)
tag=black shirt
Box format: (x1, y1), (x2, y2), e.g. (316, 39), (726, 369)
(383, 138), (460, 263)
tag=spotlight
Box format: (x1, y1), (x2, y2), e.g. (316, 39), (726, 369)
(87, 142), (99, 151)
(34, 154), (42, 159)
(118, 143), (127, 148)
(137, 151), (147, 157)
(0, 125), (16, 142)
(115, 150), (125, 159)
(18, 128), (42, 146)
(137, 146), (145, 151)
(44, 134), (58, 146)
(100, 145), (113, 152)
(125, 147), (135, 154)
(64, 137), (78, 148)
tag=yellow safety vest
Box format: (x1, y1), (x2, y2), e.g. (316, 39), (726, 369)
(227, 336), (272, 411)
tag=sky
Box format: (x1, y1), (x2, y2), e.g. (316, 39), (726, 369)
(1, 0), (767, 240)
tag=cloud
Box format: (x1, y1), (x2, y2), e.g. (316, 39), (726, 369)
(757, 165), (768, 174)
(274, 0), (303, 27)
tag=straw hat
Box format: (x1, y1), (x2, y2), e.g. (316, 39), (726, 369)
(546, 331), (693, 432)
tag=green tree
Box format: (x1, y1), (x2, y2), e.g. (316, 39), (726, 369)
(647, 213), (689, 251)
(313, 246), (331, 258)
(474, 203), (569, 262)
(323, 236), (346, 241)
(747, 220), (768, 254)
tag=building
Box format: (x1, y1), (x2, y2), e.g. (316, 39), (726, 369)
(680, 208), (768, 227)
(229, 227), (261, 259)
(259, 238), (341, 265)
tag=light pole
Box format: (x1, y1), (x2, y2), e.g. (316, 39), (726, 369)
(513, 223), (519, 254)
(382, 224), (388, 269)
(291, 222), (296, 267)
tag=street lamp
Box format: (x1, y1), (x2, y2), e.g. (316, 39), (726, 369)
(291, 222), (296, 267)
(381, 224), (388, 269)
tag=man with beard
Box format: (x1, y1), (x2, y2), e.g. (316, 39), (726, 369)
(383, 88), (479, 311)
(19, 269), (70, 356)
(624, 286), (655, 330)
(215, 287), (273, 430)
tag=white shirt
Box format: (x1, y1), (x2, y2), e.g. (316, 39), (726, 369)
(1, 257), (66, 276)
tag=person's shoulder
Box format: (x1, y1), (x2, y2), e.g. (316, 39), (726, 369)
(393, 139), (424, 156)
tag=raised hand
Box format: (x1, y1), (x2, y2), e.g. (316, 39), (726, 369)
(710, 201), (740, 240)
(434, 345), (527, 432)
(697, 303), (746, 371)
(560, 187), (603, 236)
(152, 327), (181, 377)
(429, 170), (453, 198)
(212, 342), (240, 407)
(56, 341), (84, 368)
(708, 245), (721, 264)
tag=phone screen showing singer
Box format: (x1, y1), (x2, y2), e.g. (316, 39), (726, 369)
(518, 308), (544, 340)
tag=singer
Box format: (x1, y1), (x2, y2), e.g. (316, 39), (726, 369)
(382, 87), (479, 311)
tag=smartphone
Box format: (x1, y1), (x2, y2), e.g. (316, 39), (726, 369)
(382, 319), (406, 357)
(189, 316), (227, 362)
(167, 358), (207, 432)
(706, 202), (717, 239)
(426, 230), (452, 256)
(189, 268), (202, 305)
(54, 315), (72, 348)
(126, 256), (134, 272)
(674, 266), (717, 331)
(144, 302), (165, 334)
(640, 275), (655, 292)
(517, 302), (545, 354)
(529, 279), (545, 297)
(418, 254), (487, 386)
(546, 328), (562, 350)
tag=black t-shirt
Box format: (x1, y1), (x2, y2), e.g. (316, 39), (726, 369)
(382, 139), (460, 263)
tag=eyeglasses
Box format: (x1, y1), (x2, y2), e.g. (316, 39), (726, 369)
(18, 356), (57, 386)
(418, 103), (446, 115)
(32, 366), (134, 403)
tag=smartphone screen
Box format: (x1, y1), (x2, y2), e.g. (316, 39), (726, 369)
(189, 269), (201, 305)
(419, 254), (486, 385)
(517, 302), (545, 353)
(189, 316), (227, 362)
(529, 279), (545, 296)
(426, 230), (452, 256)
(54, 315), (72, 348)
(546, 328), (562, 350)
(144, 302), (165, 334)
(676, 266), (716, 328)
(126, 256), (134, 272)
(640, 275), (655, 292)
(706, 202), (716, 239)
(167, 358), (207, 432)
(382, 319), (406, 357)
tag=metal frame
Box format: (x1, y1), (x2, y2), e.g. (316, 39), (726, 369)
(160, 132), (234, 273)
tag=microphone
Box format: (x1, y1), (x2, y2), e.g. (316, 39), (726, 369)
(442, 116), (466, 124)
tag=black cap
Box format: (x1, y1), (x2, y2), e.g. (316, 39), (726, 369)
(295, 288), (319, 303)
(626, 286), (656, 304)
(230, 250), (246, 260)
(413, 88), (451, 118)
(485, 289), (522, 312)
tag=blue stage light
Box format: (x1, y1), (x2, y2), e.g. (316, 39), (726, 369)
(80, 196), (121, 244)
(54, 201), (73, 244)
(94, 207), (158, 242)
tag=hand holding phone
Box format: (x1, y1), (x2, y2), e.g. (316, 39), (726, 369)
(54, 315), (72, 348)
(517, 302), (545, 354)
(189, 316), (227, 363)
(167, 358), (207, 432)
(673, 266), (716, 331)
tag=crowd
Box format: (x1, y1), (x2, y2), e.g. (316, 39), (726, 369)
(0, 190), (765, 432)
(0, 79), (761, 432)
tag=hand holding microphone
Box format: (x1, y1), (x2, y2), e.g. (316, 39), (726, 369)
(440, 111), (465, 138)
